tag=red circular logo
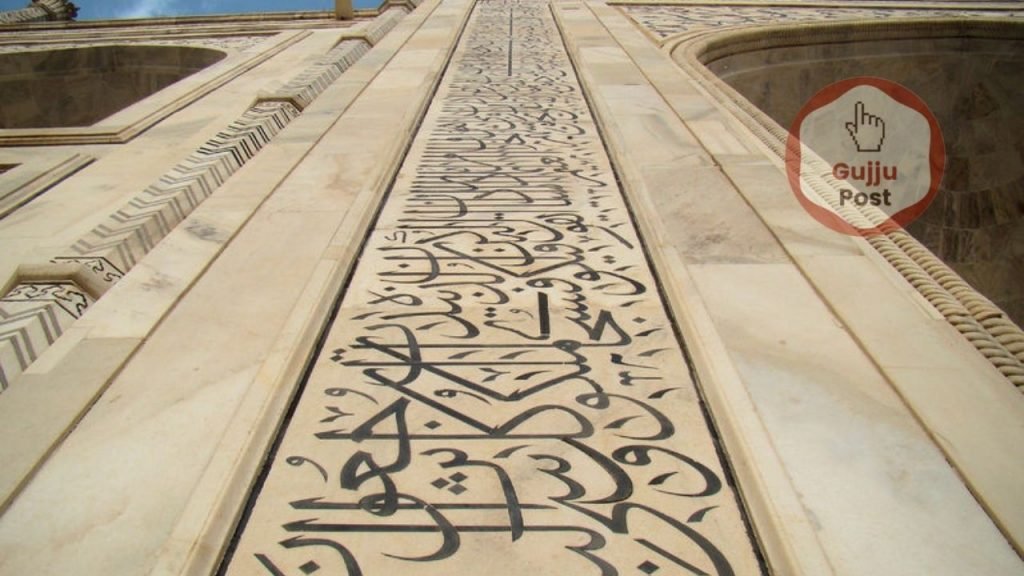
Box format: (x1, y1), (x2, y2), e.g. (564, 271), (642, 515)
(786, 77), (945, 236)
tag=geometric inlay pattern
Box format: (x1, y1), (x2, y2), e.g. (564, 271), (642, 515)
(0, 0), (75, 24)
(623, 4), (1024, 40)
(0, 37), (274, 55)
(275, 39), (372, 110)
(69, 100), (301, 273)
(0, 283), (91, 390)
(221, 1), (764, 574)
(0, 11), (409, 391)
(631, 3), (1024, 389)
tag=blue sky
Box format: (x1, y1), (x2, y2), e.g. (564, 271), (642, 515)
(0, 0), (382, 20)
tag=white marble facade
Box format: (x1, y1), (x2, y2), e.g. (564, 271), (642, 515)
(0, 0), (1021, 575)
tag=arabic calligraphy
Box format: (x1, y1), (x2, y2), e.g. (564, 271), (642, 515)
(222, 1), (763, 574)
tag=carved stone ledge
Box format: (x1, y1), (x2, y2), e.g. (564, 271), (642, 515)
(0, 7), (410, 391)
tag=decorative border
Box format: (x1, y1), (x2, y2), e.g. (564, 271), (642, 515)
(0, 35), (275, 53)
(221, 1), (764, 572)
(666, 17), (1024, 388)
(620, 1), (1023, 43)
(69, 100), (301, 273)
(0, 283), (91, 389)
(0, 30), (312, 146)
(0, 7), (412, 389)
(0, 0), (76, 24)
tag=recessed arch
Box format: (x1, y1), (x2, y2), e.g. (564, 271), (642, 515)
(689, 20), (1024, 326)
(0, 44), (227, 129)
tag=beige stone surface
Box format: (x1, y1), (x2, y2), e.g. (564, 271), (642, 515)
(705, 25), (1024, 326)
(0, 0), (1021, 574)
(0, 0), (467, 573)
(799, 253), (1024, 544)
(653, 8), (1024, 556)
(0, 152), (93, 220)
(0, 331), (140, 508)
(222, 3), (761, 575)
(717, 159), (864, 257)
(641, 246), (835, 576)
(690, 263), (1021, 575)
(0, 30), (342, 283)
(560, 0), (1024, 572)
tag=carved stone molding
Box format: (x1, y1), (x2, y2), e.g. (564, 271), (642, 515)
(0, 282), (91, 390)
(666, 17), (1024, 388)
(0, 10), (409, 389)
(0, 0), (77, 24)
(221, 1), (764, 573)
(622, 2), (1023, 41)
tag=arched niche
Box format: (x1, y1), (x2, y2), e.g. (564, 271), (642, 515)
(0, 44), (227, 129)
(696, 21), (1024, 325)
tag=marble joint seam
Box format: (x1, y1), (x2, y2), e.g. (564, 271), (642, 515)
(665, 15), (1024, 388)
(0, 154), (95, 222)
(271, 40), (371, 110)
(69, 101), (301, 273)
(0, 282), (92, 390)
(0, 8), (408, 391)
(624, 4), (1023, 41)
(222, 1), (763, 574)
(0, 29), (309, 147)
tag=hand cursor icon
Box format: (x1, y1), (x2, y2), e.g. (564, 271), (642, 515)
(845, 101), (885, 152)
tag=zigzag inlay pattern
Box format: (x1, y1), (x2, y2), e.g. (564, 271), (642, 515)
(0, 5), (50, 24)
(362, 6), (409, 44)
(0, 285), (92, 390)
(0, 8), (408, 392)
(50, 257), (124, 284)
(277, 40), (372, 109)
(71, 102), (300, 272)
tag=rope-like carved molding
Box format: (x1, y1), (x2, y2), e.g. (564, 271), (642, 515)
(669, 17), (1024, 388)
(0, 9), (409, 390)
(622, 2), (1022, 44)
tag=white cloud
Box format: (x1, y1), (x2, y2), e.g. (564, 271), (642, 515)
(116, 0), (178, 18)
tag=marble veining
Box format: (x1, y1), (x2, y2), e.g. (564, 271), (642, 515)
(221, 1), (764, 574)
